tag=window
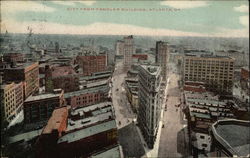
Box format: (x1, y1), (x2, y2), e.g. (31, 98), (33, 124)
(202, 144), (207, 147)
(200, 135), (205, 139)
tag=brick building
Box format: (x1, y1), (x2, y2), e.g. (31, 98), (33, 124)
(4, 62), (39, 99)
(45, 65), (79, 93)
(36, 102), (119, 158)
(3, 53), (24, 63)
(132, 54), (148, 61)
(183, 54), (235, 94)
(64, 83), (110, 108)
(241, 67), (249, 81)
(23, 89), (65, 125)
(184, 92), (235, 154)
(183, 81), (206, 93)
(0, 82), (23, 123)
(76, 54), (107, 76)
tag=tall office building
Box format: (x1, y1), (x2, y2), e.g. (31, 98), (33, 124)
(0, 82), (23, 123)
(123, 35), (134, 70)
(137, 65), (162, 149)
(183, 54), (235, 94)
(155, 41), (169, 81)
(4, 62), (39, 99)
(115, 40), (125, 56)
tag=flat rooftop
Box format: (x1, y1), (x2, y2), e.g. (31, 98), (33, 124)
(212, 119), (250, 157)
(64, 84), (109, 98)
(43, 107), (68, 134)
(185, 54), (233, 60)
(25, 92), (61, 102)
(79, 73), (111, 81)
(67, 101), (115, 131)
(5, 62), (38, 70)
(58, 119), (116, 144)
(51, 66), (76, 78)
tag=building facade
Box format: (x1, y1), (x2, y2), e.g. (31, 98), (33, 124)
(76, 54), (107, 76)
(0, 82), (23, 123)
(3, 53), (24, 63)
(4, 62), (39, 99)
(125, 77), (139, 113)
(45, 65), (79, 93)
(64, 84), (110, 108)
(123, 35), (134, 69)
(137, 65), (162, 149)
(23, 89), (65, 124)
(115, 40), (125, 56)
(183, 54), (235, 94)
(155, 41), (169, 81)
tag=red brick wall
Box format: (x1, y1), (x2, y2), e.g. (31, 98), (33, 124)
(184, 85), (206, 93)
(132, 54), (148, 60)
(70, 92), (104, 108)
(77, 55), (107, 76)
(52, 75), (79, 93)
(241, 68), (249, 81)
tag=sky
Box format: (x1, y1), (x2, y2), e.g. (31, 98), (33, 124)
(1, 1), (249, 38)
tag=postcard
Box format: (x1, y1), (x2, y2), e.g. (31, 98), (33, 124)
(0, 1), (249, 158)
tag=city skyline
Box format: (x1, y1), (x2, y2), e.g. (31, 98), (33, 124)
(1, 1), (249, 37)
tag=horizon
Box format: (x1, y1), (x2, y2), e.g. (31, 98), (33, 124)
(1, 1), (249, 38)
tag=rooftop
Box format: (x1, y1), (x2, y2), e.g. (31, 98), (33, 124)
(185, 53), (233, 60)
(5, 62), (38, 70)
(212, 119), (250, 157)
(64, 84), (109, 98)
(51, 66), (76, 78)
(140, 65), (161, 75)
(43, 107), (68, 134)
(58, 119), (116, 144)
(25, 89), (63, 102)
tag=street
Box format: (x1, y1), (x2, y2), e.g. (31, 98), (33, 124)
(112, 61), (144, 157)
(158, 63), (190, 158)
(112, 61), (136, 129)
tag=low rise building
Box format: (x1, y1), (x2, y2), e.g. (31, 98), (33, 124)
(240, 67), (249, 97)
(23, 89), (65, 125)
(36, 101), (120, 158)
(125, 77), (139, 112)
(0, 82), (23, 123)
(45, 65), (79, 93)
(76, 52), (107, 76)
(183, 81), (206, 93)
(3, 53), (24, 63)
(64, 83), (110, 108)
(184, 92), (235, 154)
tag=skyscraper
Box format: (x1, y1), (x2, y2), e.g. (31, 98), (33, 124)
(115, 40), (125, 56)
(123, 35), (134, 70)
(137, 65), (162, 149)
(155, 41), (169, 81)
